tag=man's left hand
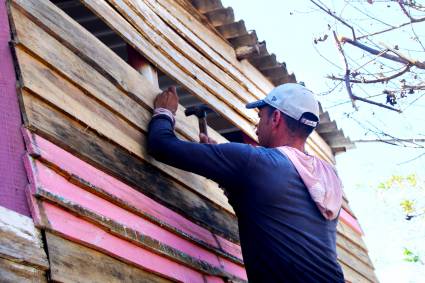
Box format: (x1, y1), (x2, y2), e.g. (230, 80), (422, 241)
(154, 86), (179, 114)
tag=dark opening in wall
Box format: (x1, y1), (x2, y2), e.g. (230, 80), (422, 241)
(50, 0), (245, 142)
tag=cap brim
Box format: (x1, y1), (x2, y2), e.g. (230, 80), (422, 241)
(246, 100), (267, 109)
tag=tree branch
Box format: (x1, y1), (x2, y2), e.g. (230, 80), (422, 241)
(333, 31), (402, 112)
(357, 16), (425, 40)
(398, 0), (415, 21)
(327, 64), (411, 83)
(310, 0), (356, 39)
(341, 37), (425, 69)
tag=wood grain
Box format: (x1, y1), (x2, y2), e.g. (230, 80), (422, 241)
(11, 0), (226, 145)
(21, 91), (240, 242)
(156, 0), (274, 94)
(45, 232), (173, 283)
(0, 205), (49, 270)
(79, 0), (257, 140)
(11, 6), (234, 213)
(0, 257), (46, 283)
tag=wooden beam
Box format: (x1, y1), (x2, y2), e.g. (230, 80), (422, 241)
(34, 183), (246, 280)
(22, 130), (243, 262)
(0, 257), (46, 283)
(20, 91), (240, 242)
(11, 0), (227, 145)
(45, 232), (171, 283)
(80, 0), (258, 134)
(42, 204), (209, 282)
(11, 7), (234, 214)
(0, 205), (49, 270)
(157, 0), (275, 94)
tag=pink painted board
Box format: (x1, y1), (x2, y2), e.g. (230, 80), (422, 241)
(43, 202), (209, 283)
(33, 159), (246, 279)
(22, 129), (243, 260)
(22, 155), (43, 225)
(339, 208), (363, 235)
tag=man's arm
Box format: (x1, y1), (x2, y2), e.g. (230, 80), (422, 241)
(147, 87), (253, 187)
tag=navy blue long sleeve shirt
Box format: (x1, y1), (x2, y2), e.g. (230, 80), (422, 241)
(147, 115), (344, 283)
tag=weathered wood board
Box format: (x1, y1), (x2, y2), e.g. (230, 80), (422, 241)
(46, 232), (172, 283)
(0, 258), (46, 283)
(20, 90), (239, 242)
(11, 3), (233, 214)
(0, 205), (48, 283)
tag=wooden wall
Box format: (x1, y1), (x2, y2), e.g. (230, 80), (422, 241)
(7, 0), (378, 282)
(0, 206), (48, 282)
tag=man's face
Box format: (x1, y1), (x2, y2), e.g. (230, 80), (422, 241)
(256, 106), (273, 147)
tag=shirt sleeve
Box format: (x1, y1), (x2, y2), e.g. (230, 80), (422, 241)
(147, 115), (254, 188)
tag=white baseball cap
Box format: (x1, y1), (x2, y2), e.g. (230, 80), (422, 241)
(246, 83), (320, 127)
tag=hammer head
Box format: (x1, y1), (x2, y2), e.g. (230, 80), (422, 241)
(184, 104), (211, 118)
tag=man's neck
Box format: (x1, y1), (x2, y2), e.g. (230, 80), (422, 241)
(270, 137), (305, 152)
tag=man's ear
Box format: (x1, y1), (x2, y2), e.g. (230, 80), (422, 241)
(272, 110), (282, 128)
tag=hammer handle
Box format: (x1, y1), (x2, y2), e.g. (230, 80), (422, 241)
(198, 116), (208, 136)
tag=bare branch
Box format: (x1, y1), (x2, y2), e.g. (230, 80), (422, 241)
(357, 16), (425, 40)
(341, 37), (425, 69)
(327, 64), (411, 83)
(333, 31), (402, 112)
(398, 151), (425, 165)
(310, 0), (356, 39)
(398, 0), (415, 21)
(354, 138), (425, 143)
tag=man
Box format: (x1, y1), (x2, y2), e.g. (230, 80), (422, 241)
(147, 83), (345, 282)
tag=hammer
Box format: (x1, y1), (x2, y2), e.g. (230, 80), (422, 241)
(184, 104), (211, 136)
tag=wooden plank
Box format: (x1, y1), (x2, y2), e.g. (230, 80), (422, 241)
(22, 129), (243, 262)
(46, 232), (171, 283)
(156, 0), (275, 94)
(337, 246), (378, 283)
(340, 261), (374, 283)
(307, 131), (336, 164)
(30, 160), (246, 279)
(11, 8), (233, 213)
(78, 0), (258, 139)
(140, 0), (265, 100)
(340, 208), (363, 235)
(42, 204), (210, 283)
(336, 235), (374, 270)
(36, 189), (246, 281)
(338, 221), (369, 252)
(0, 257), (46, 283)
(20, 91), (240, 242)
(0, 205), (49, 270)
(11, 0), (226, 145)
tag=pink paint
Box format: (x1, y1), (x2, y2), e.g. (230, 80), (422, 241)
(43, 202), (209, 282)
(0, 0), (30, 216)
(22, 129), (243, 260)
(339, 208), (363, 235)
(33, 159), (247, 279)
(22, 155), (43, 226)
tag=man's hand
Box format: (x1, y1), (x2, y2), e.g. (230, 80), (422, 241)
(154, 86), (179, 114)
(199, 133), (217, 144)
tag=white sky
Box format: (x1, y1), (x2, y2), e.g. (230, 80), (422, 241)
(222, 1), (425, 282)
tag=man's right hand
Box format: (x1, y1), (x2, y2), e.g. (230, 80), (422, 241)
(154, 86), (179, 114)
(199, 133), (217, 144)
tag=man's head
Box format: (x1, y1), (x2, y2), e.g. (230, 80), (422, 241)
(246, 83), (320, 148)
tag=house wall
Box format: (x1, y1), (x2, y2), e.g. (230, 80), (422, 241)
(0, 0), (30, 216)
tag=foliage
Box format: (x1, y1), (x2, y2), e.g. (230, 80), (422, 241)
(403, 247), (424, 264)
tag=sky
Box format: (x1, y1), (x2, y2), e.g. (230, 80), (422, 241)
(221, 1), (425, 282)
